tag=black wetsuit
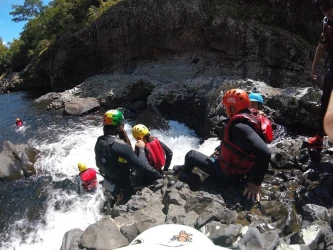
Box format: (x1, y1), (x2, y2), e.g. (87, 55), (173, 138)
(95, 135), (163, 197)
(183, 120), (271, 186)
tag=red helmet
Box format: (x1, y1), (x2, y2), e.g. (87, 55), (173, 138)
(222, 89), (250, 117)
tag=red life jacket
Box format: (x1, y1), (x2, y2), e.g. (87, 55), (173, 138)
(219, 112), (271, 175)
(249, 109), (273, 143)
(16, 121), (23, 127)
(145, 138), (166, 170)
(80, 168), (97, 191)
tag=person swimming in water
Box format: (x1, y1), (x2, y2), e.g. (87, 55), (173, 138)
(16, 118), (23, 127)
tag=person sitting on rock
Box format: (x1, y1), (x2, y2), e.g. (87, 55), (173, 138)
(131, 124), (173, 185)
(173, 89), (271, 202)
(94, 110), (164, 204)
(16, 118), (23, 127)
(76, 162), (98, 194)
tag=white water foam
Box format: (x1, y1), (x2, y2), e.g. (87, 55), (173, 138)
(3, 120), (219, 250)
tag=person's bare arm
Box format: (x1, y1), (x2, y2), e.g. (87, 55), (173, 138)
(312, 43), (326, 80)
(324, 92), (333, 140)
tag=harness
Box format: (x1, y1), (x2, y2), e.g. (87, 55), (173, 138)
(145, 138), (166, 170)
(219, 113), (263, 175)
(95, 135), (129, 180)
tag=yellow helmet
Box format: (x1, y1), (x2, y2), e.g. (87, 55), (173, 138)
(78, 162), (87, 172)
(132, 124), (150, 140)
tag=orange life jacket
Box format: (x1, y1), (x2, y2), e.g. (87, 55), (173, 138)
(145, 138), (166, 170)
(219, 113), (268, 175)
(80, 168), (97, 191)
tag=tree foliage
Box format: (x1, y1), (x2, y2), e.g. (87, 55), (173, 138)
(10, 0), (46, 22)
(0, 37), (10, 73)
(2, 0), (112, 72)
(88, 0), (120, 22)
(3, 0), (319, 77)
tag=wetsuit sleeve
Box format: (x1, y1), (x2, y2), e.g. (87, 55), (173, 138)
(231, 123), (271, 185)
(118, 143), (164, 180)
(159, 141), (173, 170)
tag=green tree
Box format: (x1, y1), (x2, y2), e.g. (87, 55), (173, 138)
(0, 37), (10, 74)
(88, 0), (120, 22)
(7, 39), (25, 71)
(10, 0), (46, 22)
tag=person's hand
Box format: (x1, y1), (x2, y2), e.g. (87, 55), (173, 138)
(243, 182), (261, 202)
(135, 139), (145, 148)
(311, 65), (318, 81)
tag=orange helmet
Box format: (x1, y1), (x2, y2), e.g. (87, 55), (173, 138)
(222, 89), (250, 117)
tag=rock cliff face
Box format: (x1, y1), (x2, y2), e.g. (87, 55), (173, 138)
(10, 0), (321, 92)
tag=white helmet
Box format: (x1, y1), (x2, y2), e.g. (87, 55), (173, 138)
(114, 224), (230, 250)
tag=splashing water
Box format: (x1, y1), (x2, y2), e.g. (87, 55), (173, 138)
(1, 119), (219, 250)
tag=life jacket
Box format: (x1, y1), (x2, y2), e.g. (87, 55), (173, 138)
(145, 138), (166, 170)
(80, 168), (97, 191)
(219, 112), (272, 175)
(16, 121), (23, 127)
(249, 109), (273, 143)
(323, 17), (333, 52)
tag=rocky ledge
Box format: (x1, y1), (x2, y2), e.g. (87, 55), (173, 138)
(61, 136), (333, 250)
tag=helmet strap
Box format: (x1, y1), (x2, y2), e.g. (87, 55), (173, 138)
(230, 106), (237, 115)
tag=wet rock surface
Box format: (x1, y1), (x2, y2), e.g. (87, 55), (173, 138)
(0, 141), (40, 181)
(61, 137), (333, 249)
(36, 78), (323, 139)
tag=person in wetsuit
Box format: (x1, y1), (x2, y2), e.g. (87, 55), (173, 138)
(131, 124), (173, 185)
(174, 89), (271, 202)
(304, 0), (333, 149)
(95, 110), (164, 204)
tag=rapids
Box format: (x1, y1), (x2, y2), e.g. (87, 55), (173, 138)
(0, 91), (223, 249)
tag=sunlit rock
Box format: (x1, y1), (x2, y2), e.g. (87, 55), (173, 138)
(276, 243), (310, 250)
(0, 141), (40, 181)
(291, 221), (328, 250)
(63, 97), (100, 116)
(200, 221), (242, 248)
(238, 227), (280, 250)
(80, 217), (129, 250)
(60, 228), (83, 250)
(302, 204), (331, 222)
(258, 201), (302, 238)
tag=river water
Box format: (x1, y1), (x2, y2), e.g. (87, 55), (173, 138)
(0, 91), (219, 250)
